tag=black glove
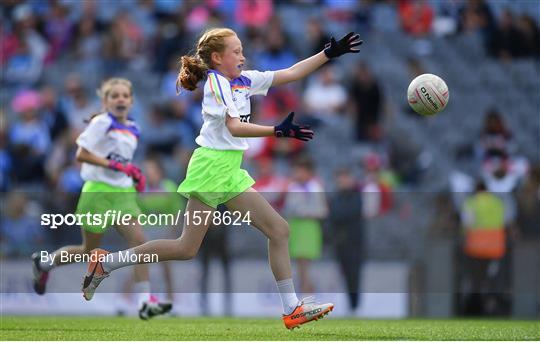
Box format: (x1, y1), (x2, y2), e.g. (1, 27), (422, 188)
(323, 32), (363, 59)
(274, 112), (314, 142)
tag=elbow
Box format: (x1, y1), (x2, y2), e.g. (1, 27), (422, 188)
(228, 127), (239, 137)
(226, 122), (241, 137)
(75, 148), (85, 162)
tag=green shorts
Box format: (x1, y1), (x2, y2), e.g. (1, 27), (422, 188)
(177, 147), (255, 209)
(289, 218), (322, 260)
(76, 181), (141, 233)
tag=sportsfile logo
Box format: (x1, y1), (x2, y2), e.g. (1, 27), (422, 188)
(420, 86), (438, 110)
(291, 308), (322, 320)
(40, 210), (252, 229)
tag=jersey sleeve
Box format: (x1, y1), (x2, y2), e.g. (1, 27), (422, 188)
(76, 114), (111, 152)
(242, 70), (274, 96)
(206, 72), (240, 118)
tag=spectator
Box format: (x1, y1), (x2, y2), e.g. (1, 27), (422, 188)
(398, 0), (434, 37)
(433, 0), (461, 36)
(244, 104), (306, 161)
(44, 133), (78, 190)
(303, 65), (347, 121)
(476, 109), (514, 161)
(515, 14), (540, 58)
(283, 157), (328, 295)
(0, 110), (12, 192)
(254, 23), (296, 71)
(458, 0), (496, 37)
(0, 192), (45, 257)
(487, 9), (522, 61)
(348, 62), (383, 142)
(459, 181), (510, 315)
(141, 103), (183, 156)
(152, 15), (189, 74)
(259, 86), (300, 122)
(43, 2), (73, 64)
(371, 0), (400, 33)
(481, 155), (529, 225)
(184, 1), (224, 33)
(56, 159), (83, 194)
(184, 87), (204, 131)
(324, 0), (357, 25)
(61, 73), (99, 133)
(160, 57), (184, 99)
(71, 15), (104, 77)
(252, 157), (288, 210)
(305, 17), (331, 57)
(235, 0), (273, 30)
(39, 86), (69, 142)
(170, 99), (199, 149)
(5, 37), (44, 86)
(102, 12), (144, 73)
(360, 152), (395, 218)
(328, 168), (364, 315)
(246, 90), (304, 160)
(8, 90), (50, 185)
(352, 1), (373, 33)
(131, 0), (158, 40)
(4, 4), (48, 86)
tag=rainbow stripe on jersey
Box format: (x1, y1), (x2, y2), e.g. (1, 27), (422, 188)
(207, 71), (228, 106)
(107, 113), (139, 139)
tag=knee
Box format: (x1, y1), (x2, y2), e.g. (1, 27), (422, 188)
(269, 218), (289, 242)
(183, 248), (199, 260)
(127, 234), (146, 247)
(174, 238), (199, 260)
(82, 245), (94, 254)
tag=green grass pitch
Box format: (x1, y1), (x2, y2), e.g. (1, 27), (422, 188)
(1, 316), (539, 340)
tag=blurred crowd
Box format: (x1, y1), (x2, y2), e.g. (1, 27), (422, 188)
(1, 0), (539, 315)
(442, 109), (539, 316)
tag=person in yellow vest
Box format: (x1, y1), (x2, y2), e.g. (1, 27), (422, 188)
(460, 181), (508, 315)
(461, 182), (507, 260)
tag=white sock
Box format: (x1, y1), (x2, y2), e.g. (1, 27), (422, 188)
(276, 278), (300, 315)
(134, 281), (152, 307)
(102, 249), (138, 273)
(39, 256), (56, 272)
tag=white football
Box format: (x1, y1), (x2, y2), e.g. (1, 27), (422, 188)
(407, 74), (449, 116)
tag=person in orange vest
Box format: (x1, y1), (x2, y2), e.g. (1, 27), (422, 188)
(460, 180), (508, 315)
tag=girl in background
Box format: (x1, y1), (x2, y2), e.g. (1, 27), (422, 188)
(283, 156), (328, 296)
(32, 78), (170, 320)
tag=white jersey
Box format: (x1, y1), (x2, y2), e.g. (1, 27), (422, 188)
(76, 113), (140, 188)
(196, 69), (274, 150)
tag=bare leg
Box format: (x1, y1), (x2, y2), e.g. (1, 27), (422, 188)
(225, 188), (291, 281)
(124, 197), (214, 262)
(116, 221), (149, 282)
(53, 230), (103, 266)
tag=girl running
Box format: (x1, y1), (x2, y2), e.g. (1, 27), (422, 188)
(82, 29), (362, 329)
(32, 78), (171, 320)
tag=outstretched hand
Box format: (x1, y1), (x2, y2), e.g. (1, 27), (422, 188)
(274, 112), (314, 141)
(323, 32), (363, 59)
